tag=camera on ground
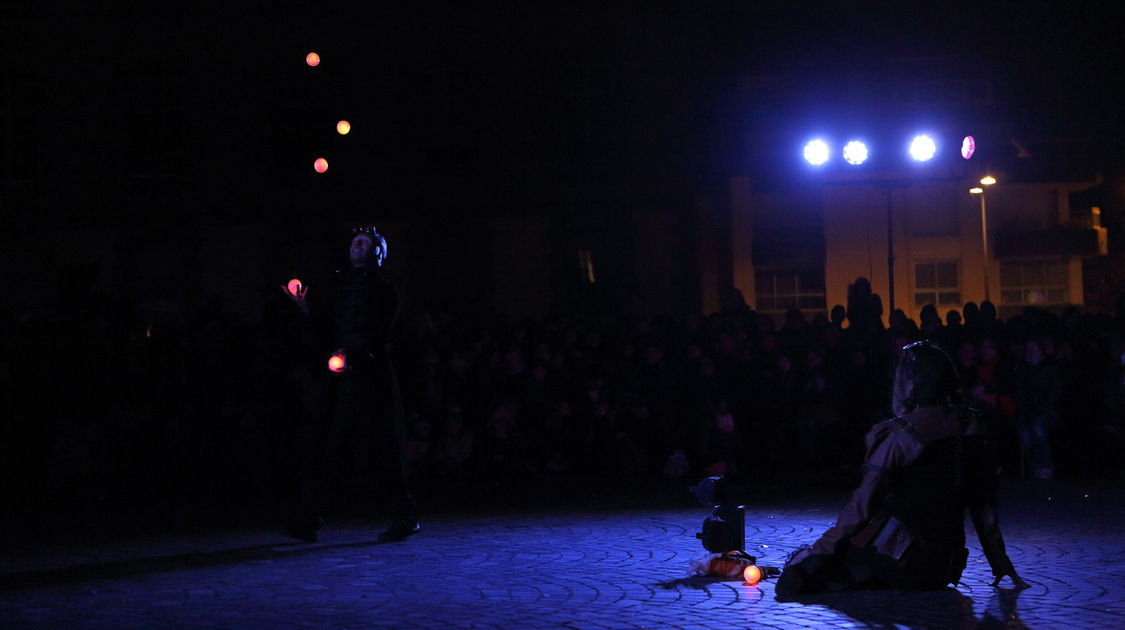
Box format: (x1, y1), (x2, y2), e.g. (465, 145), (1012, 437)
(691, 476), (745, 553)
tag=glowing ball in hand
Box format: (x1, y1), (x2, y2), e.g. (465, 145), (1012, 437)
(328, 353), (346, 373)
(314, 158), (328, 173)
(743, 565), (762, 585)
(287, 278), (303, 297)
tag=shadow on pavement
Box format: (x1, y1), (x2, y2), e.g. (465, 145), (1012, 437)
(654, 575), (745, 590)
(783, 585), (1029, 629)
(0, 537), (394, 592)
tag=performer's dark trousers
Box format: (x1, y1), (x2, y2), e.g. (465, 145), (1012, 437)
(293, 359), (415, 525)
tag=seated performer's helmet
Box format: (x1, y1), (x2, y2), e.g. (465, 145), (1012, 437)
(351, 225), (388, 267)
(892, 340), (961, 416)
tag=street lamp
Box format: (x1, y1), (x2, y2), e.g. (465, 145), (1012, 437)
(970, 175), (997, 302)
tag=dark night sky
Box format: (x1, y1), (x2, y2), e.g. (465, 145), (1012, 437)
(5, 1), (1125, 227)
(6, 2), (1125, 533)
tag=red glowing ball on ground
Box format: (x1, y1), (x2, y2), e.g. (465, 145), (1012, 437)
(328, 353), (346, 373)
(314, 158), (328, 173)
(287, 278), (303, 297)
(743, 565), (762, 585)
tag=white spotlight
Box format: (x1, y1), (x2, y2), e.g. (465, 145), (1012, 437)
(804, 139), (830, 165)
(909, 135), (937, 162)
(843, 140), (868, 165)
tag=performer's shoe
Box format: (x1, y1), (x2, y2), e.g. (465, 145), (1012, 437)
(377, 520), (421, 543)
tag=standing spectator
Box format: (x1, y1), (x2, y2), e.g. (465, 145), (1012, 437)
(970, 337), (1019, 472)
(1014, 338), (1062, 479)
(438, 403), (474, 479)
(919, 304), (943, 341)
(697, 398), (743, 477)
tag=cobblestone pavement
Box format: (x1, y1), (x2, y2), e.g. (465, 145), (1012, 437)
(2, 478), (1123, 629)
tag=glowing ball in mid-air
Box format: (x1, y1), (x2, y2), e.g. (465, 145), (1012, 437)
(328, 353), (346, 373)
(743, 565), (762, 585)
(306, 52), (320, 67)
(314, 157), (328, 173)
(336, 120), (351, 135)
(287, 278), (303, 297)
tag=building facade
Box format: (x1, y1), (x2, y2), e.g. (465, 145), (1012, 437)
(722, 171), (1105, 324)
(707, 59), (1108, 323)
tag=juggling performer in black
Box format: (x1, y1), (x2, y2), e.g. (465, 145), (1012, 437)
(282, 225), (419, 543)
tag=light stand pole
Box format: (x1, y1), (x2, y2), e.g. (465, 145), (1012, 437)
(802, 134), (944, 323)
(885, 187), (895, 315)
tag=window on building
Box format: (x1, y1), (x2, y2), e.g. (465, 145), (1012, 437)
(914, 261), (961, 307)
(1000, 259), (1069, 306)
(755, 268), (826, 313)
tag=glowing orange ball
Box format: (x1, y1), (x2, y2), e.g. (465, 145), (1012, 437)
(287, 278), (303, 297)
(743, 565), (762, 585)
(306, 52), (320, 67)
(328, 353), (346, 373)
(336, 120), (351, 135)
(314, 158), (328, 173)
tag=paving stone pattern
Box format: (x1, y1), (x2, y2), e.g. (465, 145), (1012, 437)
(2, 479), (1123, 629)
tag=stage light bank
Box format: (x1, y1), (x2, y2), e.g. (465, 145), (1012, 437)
(843, 140), (869, 165)
(803, 139), (830, 165)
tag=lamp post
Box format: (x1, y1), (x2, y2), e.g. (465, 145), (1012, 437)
(970, 176), (997, 302)
(885, 187), (896, 315)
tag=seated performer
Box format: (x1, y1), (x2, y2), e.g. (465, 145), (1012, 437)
(776, 341), (1028, 598)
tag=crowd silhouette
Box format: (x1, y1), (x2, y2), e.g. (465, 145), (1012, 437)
(3, 274), (1124, 531)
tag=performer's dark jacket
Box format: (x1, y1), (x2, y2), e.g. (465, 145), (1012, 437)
(324, 265), (407, 438)
(786, 405), (1017, 588)
(330, 266), (397, 358)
